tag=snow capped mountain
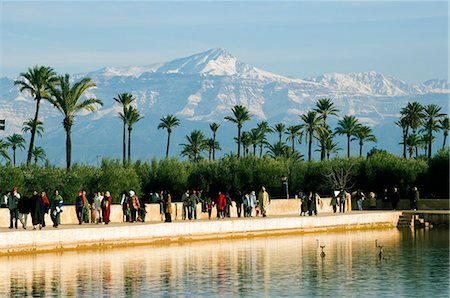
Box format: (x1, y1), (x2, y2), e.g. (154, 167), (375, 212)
(0, 48), (448, 164)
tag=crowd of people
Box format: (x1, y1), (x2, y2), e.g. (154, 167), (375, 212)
(1, 184), (420, 229)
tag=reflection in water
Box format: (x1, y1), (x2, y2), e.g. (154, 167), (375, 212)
(0, 228), (448, 296)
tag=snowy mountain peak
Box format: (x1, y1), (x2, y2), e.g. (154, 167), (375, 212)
(156, 48), (240, 76)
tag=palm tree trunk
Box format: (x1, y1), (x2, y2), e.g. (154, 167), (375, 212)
(27, 97), (41, 166)
(428, 128), (432, 159)
(402, 133), (407, 158)
(212, 132), (216, 160)
(359, 142), (363, 157)
(347, 134), (351, 158)
(165, 131), (171, 158)
(237, 125), (241, 158)
(291, 139), (295, 151)
(122, 122), (126, 166)
(66, 125), (72, 170)
(13, 148), (16, 166)
(308, 132), (312, 161)
(208, 149), (211, 161)
(413, 129), (418, 157)
(327, 152), (330, 161)
(253, 144), (256, 156)
(443, 133), (448, 149)
(259, 143), (263, 157)
(279, 133), (282, 143)
(128, 127), (132, 164)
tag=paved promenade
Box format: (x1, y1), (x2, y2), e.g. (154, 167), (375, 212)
(0, 211), (405, 255)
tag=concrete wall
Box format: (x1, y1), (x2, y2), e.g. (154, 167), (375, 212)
(358, 198), (450, 210)
(1, 198), (349, 226)
(0, 211), (403, 254)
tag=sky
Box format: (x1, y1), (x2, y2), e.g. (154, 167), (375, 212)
(0, 1), (448, 84)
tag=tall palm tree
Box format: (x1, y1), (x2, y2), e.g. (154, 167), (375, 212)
(14, 65), (57, 165)
(300, 111), (324, 161)
(314, 98), (339, 125)
(47, 74), (103, 170)
(6, 133), (26, 166)
(158, 115), (180, 159)
(256, 121), (273, 157)
(395, 117), (409, 158)
(114, 93), (136, 165)
(422, 104), (445, 159)
(225, 105), (251, 158)
(438, 116), (449, 149)
(315, 124), (333, 161)
(125, 106), (143, 164)
(352, 125), (377, 157)
(22, 119), (44, 138)
(32, 146), (47, 165)
(209, 122), (220, 160)
(240, 131), (252, 157)
(0, 140), (10, 163)
(402, 101), (424, 156)
(181, 130), (206, 162)
(405, 134), (420, 159)
(249, 128), (263, 156)
(324, 137), (341, 160)
(205, 138), (221, 161)
(335, 115), (360, 158)
(273, 123), (286, 143)
(285, 125), (303, 151)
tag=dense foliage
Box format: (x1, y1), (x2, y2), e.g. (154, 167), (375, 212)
(1, 150), (447, 203)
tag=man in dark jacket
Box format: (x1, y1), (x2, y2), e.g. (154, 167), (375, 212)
(7, 187), (20, 229)
(75, 191), (85, 225)
(18, 193), (31, 229)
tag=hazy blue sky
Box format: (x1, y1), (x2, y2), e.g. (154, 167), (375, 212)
(1, 1), (448, 83)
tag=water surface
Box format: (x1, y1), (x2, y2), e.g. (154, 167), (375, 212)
(0, 228), (448, 297)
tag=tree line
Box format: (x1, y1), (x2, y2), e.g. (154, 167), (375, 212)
(0, 65), (448, 169)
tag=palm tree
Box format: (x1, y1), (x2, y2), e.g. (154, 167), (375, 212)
(6, 133), (26, 166)
(14, 65), (57, 165)
(324, 137), (341, 160)
(225, 105), (251, 158)
(158, 115), (180, 159)
(422, 104), (445, 159)
(240, 131), (252, 157)
(285, 125), (303, 152)
(209, 122), (220, 160)
(314, 98), (339, 125)
(405, 134), (420, 159)
(335, 115), (360, 158)
(256, 121), (273, 157)
(0, 140), (10, 163)
(402, 102), (424, 156)
(22, 118), (44, 138)
(47, 74), (103, 170)
(249, 128), (263, 155)
(125, 106), (143, 164)
(181, 130), (206, 162)
(300, 111), (324, 161)
(438, 117), (449, 148)
(315, 125), (333, 161)
(205, 138), (221, 161)
(114, 93), (136, 165)
(273, 123), (286, 143)
(395, 117), (409, 158)
(32, 146), (47, 165)
(352, 125), (377, 157)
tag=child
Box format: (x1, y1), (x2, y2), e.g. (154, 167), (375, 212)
(206, 197), (213, 220)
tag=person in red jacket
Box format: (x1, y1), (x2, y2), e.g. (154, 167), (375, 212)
(216, 191), (227, 219)
(103, 191), (113, 224)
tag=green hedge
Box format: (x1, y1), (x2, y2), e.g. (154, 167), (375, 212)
(0, 151), (448, 203)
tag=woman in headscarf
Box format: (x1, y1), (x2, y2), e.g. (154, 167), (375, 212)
(103, 191), (112, 224)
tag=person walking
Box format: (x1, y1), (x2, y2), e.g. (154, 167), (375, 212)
(368, 191), (377, 209)
(258, 186), (270, 217)
(40, 192), (50, 228)
(338, 189), (346, 213)
(307, 191), (318, 216)
(330, 192), (338, 213)
(129, 190), (140, 223)
(248, 191), (257, 217)
(206, 197), (213, 220)
(392, 187), (400, 210)
(382, 188), (389, 209)
(243, 192), (249, 217)
(18, 192), (31, 229)
(355, 189), (366, 211)
(411, 187), (419, 211)
(75, 191), (86, 225)
(7, 187), (20, 229)
(216, 191), (227, 219)
(93, 192), (102, 224)
(234, 191), (243, 218)
(181, 190), (189, 220)
(163, 191), (172, 222)
(103, 191), (112, 224)
(31, 190), (44, 229)
(50, 190), (63, 228)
